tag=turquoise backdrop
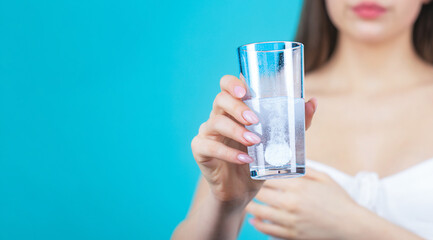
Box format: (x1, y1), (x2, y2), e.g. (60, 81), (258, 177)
(0, 0), (302, 239)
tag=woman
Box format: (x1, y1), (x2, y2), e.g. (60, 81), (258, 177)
(172, 0), (433, 239)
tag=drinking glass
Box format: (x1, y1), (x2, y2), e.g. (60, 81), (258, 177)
(237, 41), (305, 180)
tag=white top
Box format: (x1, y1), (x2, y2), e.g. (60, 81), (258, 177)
(307, 159), (433, 239)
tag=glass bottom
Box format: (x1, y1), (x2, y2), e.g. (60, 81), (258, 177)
(250, 166), (305, 180)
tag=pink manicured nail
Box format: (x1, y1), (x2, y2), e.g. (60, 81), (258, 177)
(248, 218), (255, 225)
(234, 86), (246, 98)
(242, 110), (259, 124)
(243, 132), (261, 144)
(238, 154), (254, 163)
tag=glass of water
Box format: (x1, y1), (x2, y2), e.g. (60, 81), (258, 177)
(237, 41), (305, 180)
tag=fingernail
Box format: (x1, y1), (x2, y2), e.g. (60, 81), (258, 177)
(243, 132), (261, 144)
(234, 86), (246, 98)
(242, 110), (259, 124)
(248, 218), (255, 225)
(238, 154), (254, 163)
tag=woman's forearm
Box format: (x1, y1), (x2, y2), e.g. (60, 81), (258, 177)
(171, 193), (246, 240)
(341, 205), (423, 240)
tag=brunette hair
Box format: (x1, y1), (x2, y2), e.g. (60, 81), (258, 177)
(295, 0), (433, 73)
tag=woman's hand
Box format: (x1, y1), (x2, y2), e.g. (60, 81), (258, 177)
(191, 75), (318, 209)
(246, 169), (359, 239)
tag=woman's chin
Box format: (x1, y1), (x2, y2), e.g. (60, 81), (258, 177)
(342, 20), (408, 44)
(344, 27), (395, 44)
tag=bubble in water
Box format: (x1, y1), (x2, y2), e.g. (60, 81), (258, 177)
(264, 143), (292, 166)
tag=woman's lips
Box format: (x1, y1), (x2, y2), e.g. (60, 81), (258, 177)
(353, 2), (387, 19)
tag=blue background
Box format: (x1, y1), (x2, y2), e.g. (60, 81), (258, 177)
(0, 0), (302, 239)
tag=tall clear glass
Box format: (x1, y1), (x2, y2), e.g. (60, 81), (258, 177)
(237, 41), (305, 180)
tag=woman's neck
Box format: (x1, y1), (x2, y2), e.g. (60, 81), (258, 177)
(322, 29), (430, 94)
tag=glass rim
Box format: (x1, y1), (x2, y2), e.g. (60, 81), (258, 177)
(237, 41), (303, 53)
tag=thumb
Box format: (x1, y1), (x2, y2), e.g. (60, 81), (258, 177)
(305, 97), (318, 130)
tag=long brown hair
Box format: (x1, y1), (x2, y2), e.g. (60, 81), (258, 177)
(295, 0), (433, 73)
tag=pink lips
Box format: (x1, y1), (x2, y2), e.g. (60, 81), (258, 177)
(353, 2), (386, 19)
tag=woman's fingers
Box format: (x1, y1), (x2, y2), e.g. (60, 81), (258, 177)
(212, 91), (259, 125)
(262, 179), (293, 191)
(263, 177), (310, 191)
(255, 187), (300, 213)
(191, 136), (254, 164)
(220, 75), (247, 99)
(201, 115), (261, 146)
(245, 201), (295, 228)
(217, 75), (259, 125)
(249, 218), (295, 239)
(218, 75), (318, 130)
(253, 187), (287, 208)
(305, 97), (318, 130)
(304, 168), (333, 182)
